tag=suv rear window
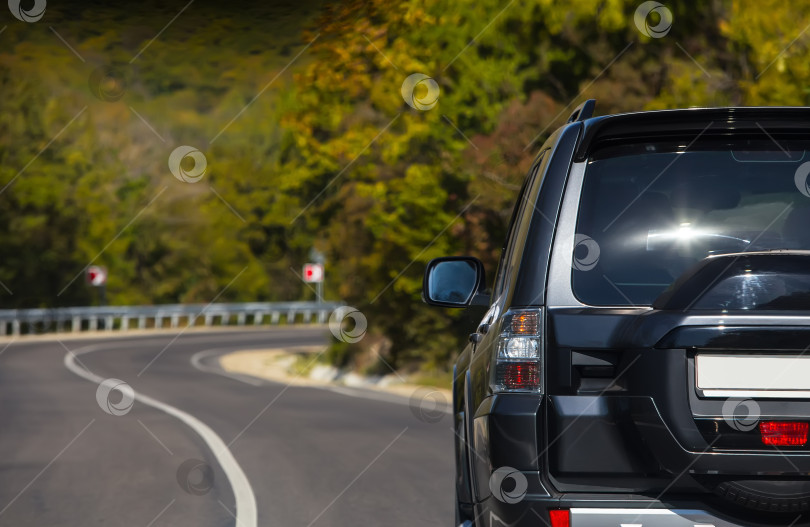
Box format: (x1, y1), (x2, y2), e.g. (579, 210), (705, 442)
(573, 136), (810, 306)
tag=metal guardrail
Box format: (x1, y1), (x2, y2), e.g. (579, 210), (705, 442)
(0, 302), (340, 336)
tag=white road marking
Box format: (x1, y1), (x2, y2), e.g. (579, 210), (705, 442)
(190, 348), (265, 386)
(63, 343), (258, 527)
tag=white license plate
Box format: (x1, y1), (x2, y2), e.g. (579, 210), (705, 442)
(696, 354), (810, 398)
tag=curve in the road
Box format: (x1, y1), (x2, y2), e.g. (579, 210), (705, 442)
(191, 347), (453, 413)
(190, 348), (265, 386)
(63, 342), (258, 527)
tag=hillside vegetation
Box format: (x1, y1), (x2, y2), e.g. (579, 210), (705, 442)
(1, 0), (807, 371)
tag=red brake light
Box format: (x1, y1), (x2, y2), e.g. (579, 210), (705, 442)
(760, 421), (809, 446)
(496, 361), (539, 390)
(549, 509), (570, 527)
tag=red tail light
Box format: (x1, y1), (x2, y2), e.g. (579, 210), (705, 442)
(760, 421), (809, 446)
(496, 361), (539, 390)
(549, 509), (570, 527)
(492, 309), (543, 393)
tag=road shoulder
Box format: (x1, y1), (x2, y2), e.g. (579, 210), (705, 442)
(218, 348), (453, 402)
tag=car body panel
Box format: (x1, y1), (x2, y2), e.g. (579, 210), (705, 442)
(428, 104), (810, 525)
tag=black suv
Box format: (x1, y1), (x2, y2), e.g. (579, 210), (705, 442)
(423, 101), (810, 527)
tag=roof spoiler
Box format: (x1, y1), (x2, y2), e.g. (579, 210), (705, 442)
(573, 106), (810, 162)
(567, 99), (596, 123)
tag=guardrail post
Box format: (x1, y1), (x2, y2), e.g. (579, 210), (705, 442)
(11, 320), (20, 336)
(105, 316), (113, 331)
(138, 316), (146, 330)
(237, 313), (246, 326)
(171, 314), (179, 328)
(204, 314), (213, 326)
(72, 316), (80, 332)
(89, 317), (98, 331)
(253, 312), (264, 325)
(270, 311), (279, 324)
(286, 310), (295, 324)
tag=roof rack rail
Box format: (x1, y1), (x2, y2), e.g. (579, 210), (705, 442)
(567, 99), (596, 123)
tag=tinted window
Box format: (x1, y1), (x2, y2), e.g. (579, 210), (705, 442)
(573, 137), (810, 306)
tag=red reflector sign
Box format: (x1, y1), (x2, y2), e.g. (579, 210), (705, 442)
(760, 421), (809, 446)
(302, 263), (324, 283)
(86, 265), (107, 286)
(549, 509), (570, 527)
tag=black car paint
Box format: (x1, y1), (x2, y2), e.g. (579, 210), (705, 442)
(450, 124), (578, 516)
(431, 106), (810, 526)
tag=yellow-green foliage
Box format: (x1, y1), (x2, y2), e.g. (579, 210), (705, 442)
(2, 0), (809, 368)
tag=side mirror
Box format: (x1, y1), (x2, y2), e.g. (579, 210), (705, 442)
(422, 257), (488, 307)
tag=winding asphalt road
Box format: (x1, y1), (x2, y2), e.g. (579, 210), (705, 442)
(0, 327), (453, 526)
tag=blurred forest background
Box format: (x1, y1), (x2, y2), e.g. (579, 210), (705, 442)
(0, 0), (806, 373)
